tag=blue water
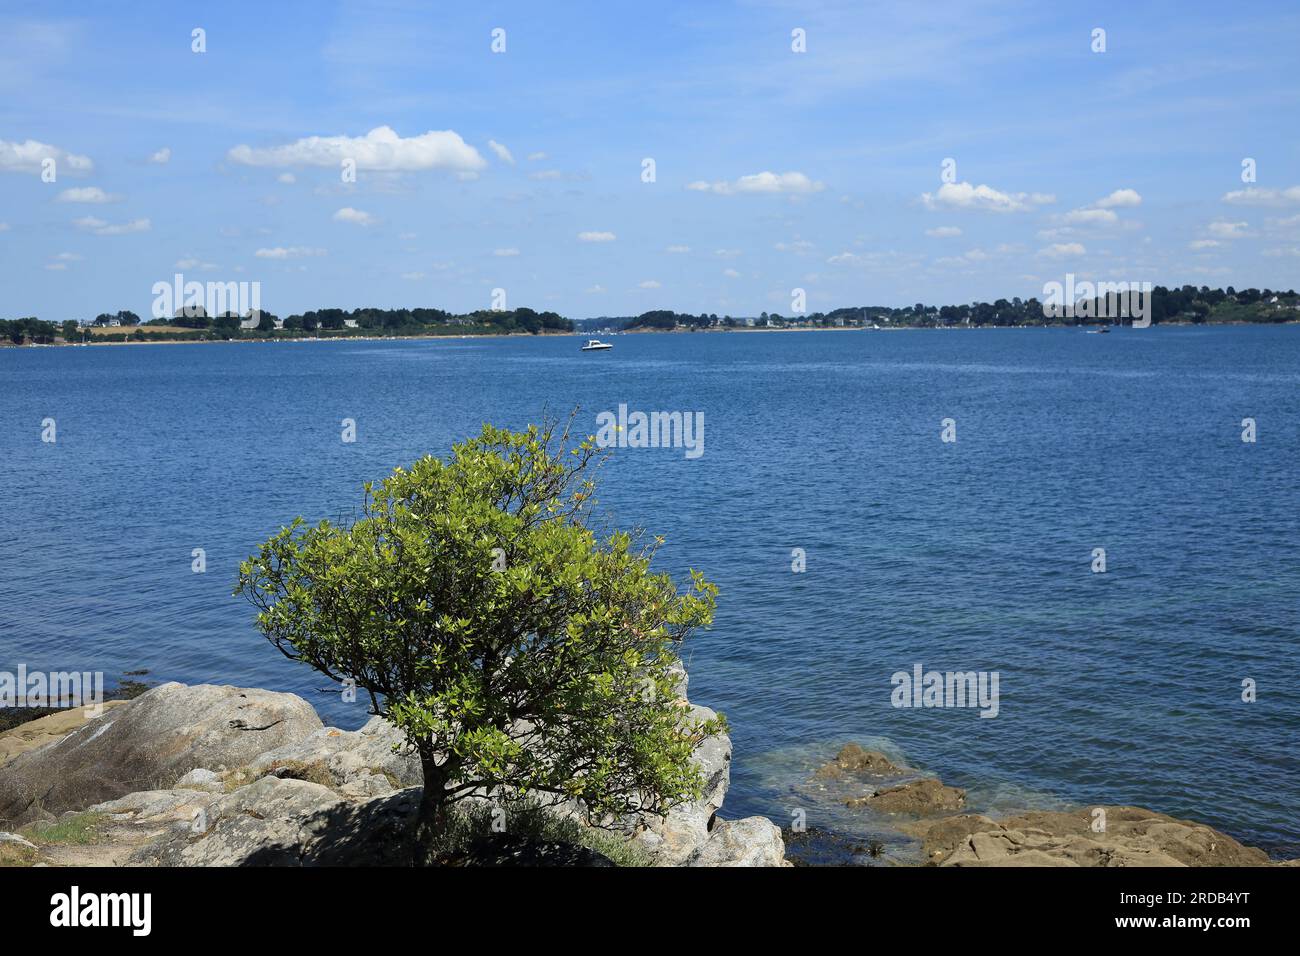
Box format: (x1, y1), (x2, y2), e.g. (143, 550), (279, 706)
(3, 327), (1298, 858)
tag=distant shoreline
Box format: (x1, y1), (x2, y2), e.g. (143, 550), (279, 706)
(3, 318), (1297, 350)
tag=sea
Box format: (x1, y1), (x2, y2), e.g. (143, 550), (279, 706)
(3, 325), (1297, 860)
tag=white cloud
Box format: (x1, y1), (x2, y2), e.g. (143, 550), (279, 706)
(827, 251), (859, 264)
(687, 171), (825, 195)
(585, 284), (605, 293)
(228, 126), (485, 173)
(493, 247), (520, 257)
(1221, 186), (1300, 206)
(487, 140), (515, 165)
(1064, 208), (1118, 225)
(638, 280), (661, 289)
(56, 186), (118, 203)
(0, 138), (93, 175)
(1094, 188), (1142, 209)
(528, 169), (563, 181)
(925, 226), (962, 238)
(527, 152), (547, 162)
(333, 206), (378, 226)
(1038, 242), (1086, 258)
(1189, 239), (1221, 250)
(73, 216), (150, 235)
(1207, 220), (1249, 239)
(45, 262), (67, 271)
(255, 246), (326, 259)
(148, 147), (171, 164)
(277, 173), (296, 184)
(665, 244), (691, 253)
(577, 231), (616, 242)
(920, 181), (1053, 213)
(723, 268), (741, 278)
(175, 256), (218, 270)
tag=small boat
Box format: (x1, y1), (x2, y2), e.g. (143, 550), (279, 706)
(580, 339), (613, 351)
(1086, 327), (1110, 334)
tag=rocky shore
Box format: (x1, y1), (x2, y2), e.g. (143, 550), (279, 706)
(2, 693), (1290, 868)
(793, 743), (1295, 867)
(0, 679), (786, 867)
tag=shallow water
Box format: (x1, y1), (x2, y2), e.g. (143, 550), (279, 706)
(3, 326), (1297, 857)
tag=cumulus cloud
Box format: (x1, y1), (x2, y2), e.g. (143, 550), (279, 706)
(228, 126), (486, 173)
(175, 257), (218, 270)
(665, 244), (691, 253)
(1221, 186), (1300, 206)
(487, 140), (515, 165)
(74, 216), (150, 235)
(333, 206), (378, 226)
(0, 138), (93, 175)
(921, 181), (1054, 212)
(1064, 208), (1118, 225)
(1189, 239), (1221, 250)
(925, 226), (962, 238)
(57, 186), (118, 203)
(493, 247), (520, 257)
(723, 268), (741, 278)
(1054, 189), (1141, 229)
(1094, 188), (1142, 209)
(149, 147), (171, 164)
(638, 279), (661, 288)
(687, 171), (824, 195)
(577, 231), (616, 242)
(277, 173), (296, 184)
(255, 246), (326, 259)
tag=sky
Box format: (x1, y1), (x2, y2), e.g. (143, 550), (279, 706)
(1, 0), (1298, 323)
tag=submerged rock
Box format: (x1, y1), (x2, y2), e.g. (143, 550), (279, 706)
(815, 743), (907, 779)
(846, 778), (967, 815)
(0, 683), (322, 826)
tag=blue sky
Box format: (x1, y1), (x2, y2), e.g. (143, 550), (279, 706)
(2, 0), (1298, 322)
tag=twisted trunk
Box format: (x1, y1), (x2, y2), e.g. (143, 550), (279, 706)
(413, 748), (452, 865)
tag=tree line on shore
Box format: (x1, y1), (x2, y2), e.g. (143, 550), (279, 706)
(619, 285), (1300, 331)
(0, 306), (573, 344)
(3, 286), (1298, 345)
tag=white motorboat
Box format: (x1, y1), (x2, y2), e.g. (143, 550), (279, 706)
(580, 339), (613, 351)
